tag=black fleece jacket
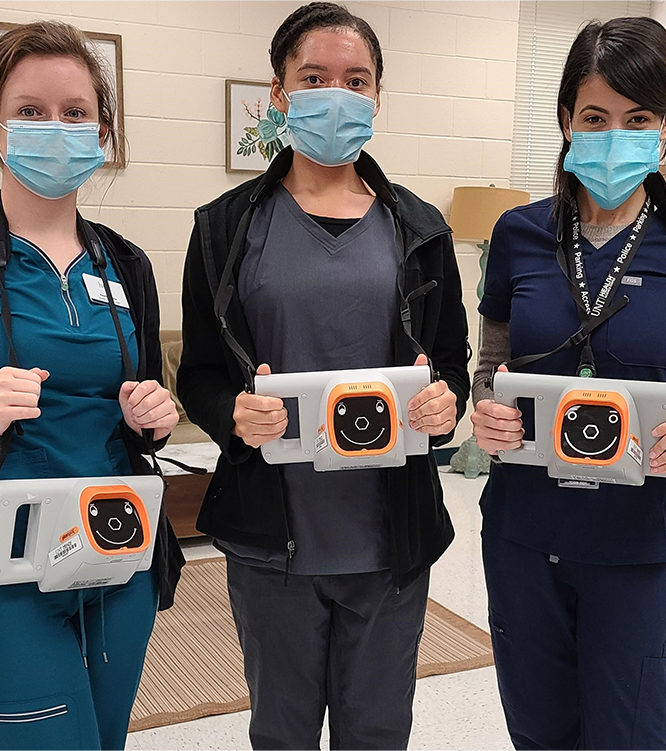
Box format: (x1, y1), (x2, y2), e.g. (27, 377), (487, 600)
(177, 148), (470, 590)
(90, 222), (185, 610)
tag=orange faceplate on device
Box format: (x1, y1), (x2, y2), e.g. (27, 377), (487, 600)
(79, 485), (151, 556)
(326, 381), (398, 457)
(553, 389), (630, 467)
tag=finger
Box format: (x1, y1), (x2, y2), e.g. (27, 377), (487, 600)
(256, 363), (272, 376)
(28, 367), (49, 382)
(120, 381), (140, 399)
(130, 389), (172, 419)
(242, 409), (289, 427)
(408, 381), (450, 411)
(652, 422), (666, 439)
(497, 364), (509, 372)
(243, 414), (289, 433)
(649, 436), (666, 462)
(1, 391), (40, 409)
(239, 394), (285, 412)
(409, 393), (455, 421)
(133, 403), (178, 427)
(3, 406), (41, 422)
(471, 412), (524, 434)
(475, 425), (525, 446)
(413, 353), (428, 367)
(7, 369), (43, 387)
(127, 381), (161, 409)
(478, 400), (521, 421)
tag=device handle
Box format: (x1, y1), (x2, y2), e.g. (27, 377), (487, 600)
(491, 371), (560, 466)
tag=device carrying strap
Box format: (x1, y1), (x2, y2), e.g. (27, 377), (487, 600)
(505, 195), (653, 377)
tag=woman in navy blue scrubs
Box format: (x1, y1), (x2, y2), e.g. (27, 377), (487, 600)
(472, 17), (666, 750)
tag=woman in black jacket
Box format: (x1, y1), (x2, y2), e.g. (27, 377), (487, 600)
(178, 3), (469, 749)
(0, 21), (183, 751)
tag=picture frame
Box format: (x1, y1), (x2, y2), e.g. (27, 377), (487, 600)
(225, 79), (288, 173)
(0, 22), (126, 169)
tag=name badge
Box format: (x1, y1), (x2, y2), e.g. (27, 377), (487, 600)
(82, 273), (129, 309)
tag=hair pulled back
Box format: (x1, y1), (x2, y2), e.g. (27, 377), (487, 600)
(270, 2), (383, 87)
(555, 16), (666, 211)
(0, 20), (119, 163)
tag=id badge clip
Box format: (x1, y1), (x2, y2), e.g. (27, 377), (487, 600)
(0, 475), (163, 591)
(493, 371), (666, 487)
(255, 365), (431, 471)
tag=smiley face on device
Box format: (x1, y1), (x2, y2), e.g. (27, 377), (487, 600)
(333, 395), (392, 452)
(88, 498), (145, 550)
(560, 404), (623, 462)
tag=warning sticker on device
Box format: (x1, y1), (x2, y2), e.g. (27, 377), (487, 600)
(315, 432), (328, 453)
(49, 534), (83, 566)
(627, 435), (643, 465)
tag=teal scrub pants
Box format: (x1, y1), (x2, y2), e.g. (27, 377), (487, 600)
(0, 569), (157, 750)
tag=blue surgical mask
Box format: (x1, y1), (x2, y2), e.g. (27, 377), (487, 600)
(285, 87), (375, 167)
(563, 128), (662, 210)
(0, 120), (105, 199)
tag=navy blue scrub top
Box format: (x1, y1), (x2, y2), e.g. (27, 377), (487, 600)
(1, 234), (137, 482)
(479, 197), (666, 565)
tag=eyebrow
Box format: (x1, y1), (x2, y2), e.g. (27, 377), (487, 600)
(579, 104), (653, 115)
(296, 63), (373, 76)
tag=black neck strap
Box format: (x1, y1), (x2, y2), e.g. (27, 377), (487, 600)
(505, 193), (654, 377)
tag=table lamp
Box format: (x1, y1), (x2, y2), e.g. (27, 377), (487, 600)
(448, 185), (530, 478)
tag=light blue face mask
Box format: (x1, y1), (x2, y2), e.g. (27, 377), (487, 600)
(0, 120), (105, 199)
(563, 128), (662, 211)
(285, 87), (375, 167)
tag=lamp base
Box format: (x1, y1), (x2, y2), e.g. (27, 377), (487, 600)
(449, 435), (491, 478)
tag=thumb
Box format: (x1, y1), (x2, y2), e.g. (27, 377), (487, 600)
(497, 364), (509, 373)
(256, 363), (272, 376)
(120, 380), (139, 398)
(29, 367), (49, 382)
(414, 354), (428, 367)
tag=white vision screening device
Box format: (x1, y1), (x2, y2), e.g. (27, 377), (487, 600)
(493, 370), (666, 487)
(255, 365), (431, 471)
(0, 475), (163, 591)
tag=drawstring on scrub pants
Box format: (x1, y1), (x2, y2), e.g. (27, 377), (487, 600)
(77, 588), (109, 668)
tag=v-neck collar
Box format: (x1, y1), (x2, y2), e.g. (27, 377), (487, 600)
(275, 182), (382, 255)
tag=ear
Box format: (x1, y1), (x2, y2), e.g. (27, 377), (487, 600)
(270, 76), (288, 115)
(373, 88), (381, 118)
(99, 123), (108, 147)
(561, 106), (572, 143)
(660, 116), (666, 141)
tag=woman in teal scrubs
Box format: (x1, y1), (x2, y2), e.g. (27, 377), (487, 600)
(0, 21), (181, 751)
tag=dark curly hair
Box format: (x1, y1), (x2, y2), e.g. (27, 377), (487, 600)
(555, 16), (666, 212)
(269, 2), (383, 87)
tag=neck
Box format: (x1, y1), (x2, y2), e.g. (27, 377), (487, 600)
(282, 151), (370, 198)
(577, 184), (646, 227)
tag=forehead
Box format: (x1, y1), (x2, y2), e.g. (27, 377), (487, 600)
(574, 73), (648, 112)
(290, 27), (375, 75)
(2, 54), (96, 103)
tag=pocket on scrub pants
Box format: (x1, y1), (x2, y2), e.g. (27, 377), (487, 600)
(0, 695), (81, 751)
(631, 657), (666, 749)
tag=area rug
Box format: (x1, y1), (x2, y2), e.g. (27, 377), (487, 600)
(129, 557), (493, 732)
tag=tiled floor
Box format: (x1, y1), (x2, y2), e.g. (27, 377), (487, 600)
(127, 470), (512, 750)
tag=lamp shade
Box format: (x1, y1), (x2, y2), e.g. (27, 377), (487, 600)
(449, 186), (530, 241)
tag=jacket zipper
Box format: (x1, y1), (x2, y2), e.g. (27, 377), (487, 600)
(17, 236), (85, 327)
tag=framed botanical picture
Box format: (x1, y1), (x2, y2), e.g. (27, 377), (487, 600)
(0, 22), (126, 169)
(225, 79), (288, 173)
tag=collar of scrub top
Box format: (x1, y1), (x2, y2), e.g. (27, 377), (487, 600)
(210, 146), (444, 393)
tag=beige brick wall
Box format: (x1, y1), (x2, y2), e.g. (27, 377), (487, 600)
(0, 0), (520, 441)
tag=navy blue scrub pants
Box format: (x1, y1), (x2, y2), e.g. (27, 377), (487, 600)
(482, 525), (666, 750)
(226, 558), (430, 750)
(0, 569), (157, 751)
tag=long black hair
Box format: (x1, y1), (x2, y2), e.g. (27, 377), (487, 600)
(269, 2), (383, 87)
(555, 16), (666, 213)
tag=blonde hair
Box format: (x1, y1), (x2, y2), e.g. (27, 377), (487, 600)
(0, 20), (119, 162)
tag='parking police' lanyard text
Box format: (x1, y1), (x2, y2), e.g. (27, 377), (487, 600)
(558, 195), (653, 376)
(503, 194), (653, 378)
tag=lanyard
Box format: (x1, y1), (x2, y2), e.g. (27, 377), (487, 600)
(505, 195), (654, 377)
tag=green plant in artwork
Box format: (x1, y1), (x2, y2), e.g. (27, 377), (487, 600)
(238, 97), (288, 162)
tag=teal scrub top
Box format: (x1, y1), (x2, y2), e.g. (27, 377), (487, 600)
(3, 234), (140, 558)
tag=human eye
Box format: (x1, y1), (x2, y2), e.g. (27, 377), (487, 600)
(628, 114), (651, 127)
(304, 75), (323, 86)
(583, 115), (603, 125)
(65, 108), (86, 120)
(348, 78), (367, 89)
(17, 106), (40, 118)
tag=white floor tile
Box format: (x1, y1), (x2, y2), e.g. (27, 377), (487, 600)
(128, 467), (513, 750)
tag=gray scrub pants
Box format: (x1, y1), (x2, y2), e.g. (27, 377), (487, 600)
(226, 558), (430, 750)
